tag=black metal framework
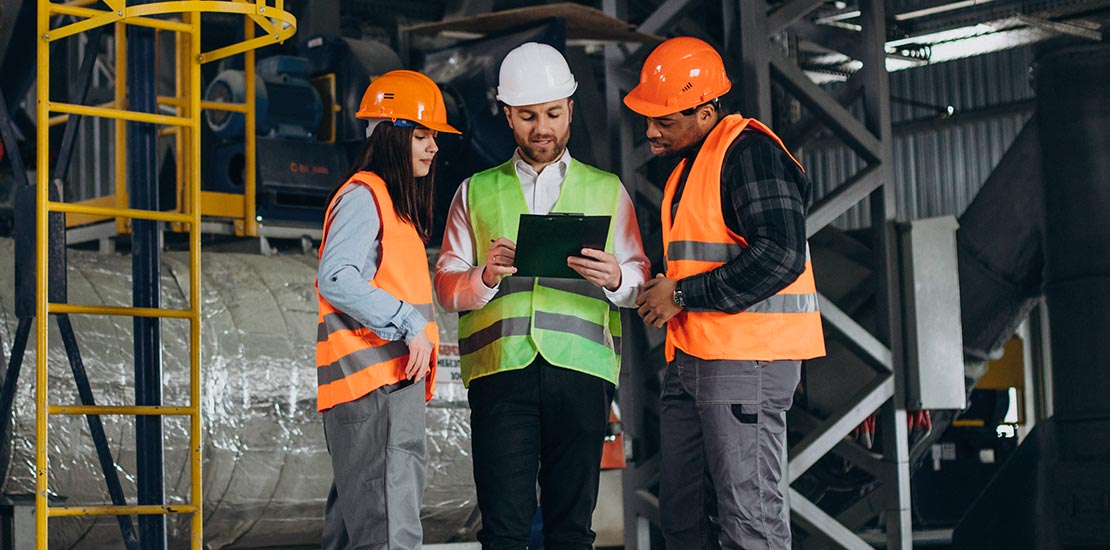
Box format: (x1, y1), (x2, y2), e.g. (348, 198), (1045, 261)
(604, 1), (910, 548)
(126, 4), (168, 546)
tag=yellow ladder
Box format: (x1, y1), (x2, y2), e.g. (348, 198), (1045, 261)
(34, 1), (296, 547)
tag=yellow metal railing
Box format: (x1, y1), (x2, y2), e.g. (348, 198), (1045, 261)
(63, 3), (271, 238)
(35, 2), (295, 547)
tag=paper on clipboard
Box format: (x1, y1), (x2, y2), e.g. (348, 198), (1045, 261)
(513, 213), (611, 279)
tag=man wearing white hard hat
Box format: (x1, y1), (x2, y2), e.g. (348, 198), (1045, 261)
(435, 42), (649, 549)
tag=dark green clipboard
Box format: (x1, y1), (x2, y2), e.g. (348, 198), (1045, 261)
(514, 213), (612, 279)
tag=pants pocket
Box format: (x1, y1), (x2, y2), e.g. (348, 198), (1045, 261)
(730, 403), (760, 424)
(387, 380), (427, 457)
(386, 381), (427, 549)
(695, 360), (762, 404)
(356, 475), (389, 545)
(329, 389), (382, 424)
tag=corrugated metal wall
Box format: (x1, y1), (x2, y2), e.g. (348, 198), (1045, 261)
(803, 47), (1036, 228)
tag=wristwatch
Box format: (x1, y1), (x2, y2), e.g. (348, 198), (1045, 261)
(672, 286), (686, 308)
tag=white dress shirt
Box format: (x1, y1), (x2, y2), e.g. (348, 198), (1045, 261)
(435, 148), (650, 312)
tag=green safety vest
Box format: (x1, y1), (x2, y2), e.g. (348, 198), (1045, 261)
(459, 158), (623, 386)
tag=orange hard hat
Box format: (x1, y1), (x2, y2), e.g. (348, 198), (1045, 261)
(623, 37), (732, 118)
(357, 70), (460, 134)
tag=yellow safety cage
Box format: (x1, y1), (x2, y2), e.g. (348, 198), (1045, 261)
(35, 1), (296, 547)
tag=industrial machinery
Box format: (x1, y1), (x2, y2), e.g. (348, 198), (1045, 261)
(26, 24), (407, 245)
(199, 36), (404, 231)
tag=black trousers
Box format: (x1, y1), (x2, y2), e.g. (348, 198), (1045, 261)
(468, 356), (615, 550)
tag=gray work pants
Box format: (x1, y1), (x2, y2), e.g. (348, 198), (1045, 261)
(322, 380), (427, 550)
(659, 350), (801, 550)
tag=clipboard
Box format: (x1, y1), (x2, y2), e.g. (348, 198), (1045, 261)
(513, 213), (611, 279)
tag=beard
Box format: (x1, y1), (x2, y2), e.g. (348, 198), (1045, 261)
(518, 132), (568, 165)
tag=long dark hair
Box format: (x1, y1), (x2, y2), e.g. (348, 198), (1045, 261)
(330, 122), (436, 241)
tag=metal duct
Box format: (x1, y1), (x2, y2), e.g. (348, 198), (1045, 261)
(955, 118), (1044, 361)
(954, 42), (1110, 550)
(0, 239), (476, 548)
(1035, 44), (1110, 421)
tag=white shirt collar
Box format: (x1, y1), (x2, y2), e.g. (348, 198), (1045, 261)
(511, 148), (572, 180)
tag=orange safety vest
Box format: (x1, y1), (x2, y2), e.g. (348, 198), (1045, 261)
(315, 172), (439, 411)
(661, 115), (825, 362)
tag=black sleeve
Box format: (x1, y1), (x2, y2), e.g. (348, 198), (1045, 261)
(676, 130), (810, 313)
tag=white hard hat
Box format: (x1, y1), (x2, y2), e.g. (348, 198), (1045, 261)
(496, 42), (578, 106)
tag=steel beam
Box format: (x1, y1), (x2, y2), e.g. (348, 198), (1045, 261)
(895, 0), (1109, 36)
(770, 51), (882, 163)
(627, 488), (662, 526)
(878, 398), (912, 549)
(0, 87), (29, 188)
(639, 0), (695, 37)
(609, 0), (694, 67)
(818, 293), (893, 372)
(835, 486), (887, 531)
(793, 408), (886, 478)
(0, 319), (31, 481)
(782, 70), (864, 149)
(1016, 14), (1103, 41)
(566, 46), (611, 169)
(126, 3), (167, 545)
(807, 164), (882, 237)
(790, 18), (865, 62)
(54, 26), (105, 182)
(768, 0), (827, 35)
(790, 489), (875, 550)
(858, 0), (910, 546)
(606, 3), (664, 547)
(831, 437), (884, 479)
(734, 0), (772, 120)
(789, 375), (894, 482)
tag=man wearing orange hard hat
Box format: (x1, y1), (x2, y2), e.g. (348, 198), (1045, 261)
(626, 37), (826, 550)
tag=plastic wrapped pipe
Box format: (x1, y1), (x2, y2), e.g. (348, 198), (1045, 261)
(0, 239), (476, 548)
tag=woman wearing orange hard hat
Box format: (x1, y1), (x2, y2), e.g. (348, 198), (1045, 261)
(315, 69), (459, 549)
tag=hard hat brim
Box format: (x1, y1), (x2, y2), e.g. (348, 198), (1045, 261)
(420, 119), (462, 134)
(358, 116), (462, 135)
(496, 82), (578, 107)
(623, 82), (731, 118)
(622, 87), (683, 118)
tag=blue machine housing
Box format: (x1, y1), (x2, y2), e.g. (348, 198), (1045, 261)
(204, 55), (322, 140)
(200, 39), (404, 226)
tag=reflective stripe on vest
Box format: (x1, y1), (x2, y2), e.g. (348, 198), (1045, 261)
(459, 158), (623, 386)
(660, 115), (826, 362)
(458, 280), (623, 356)
(316, 303), (436, 343)
(314, 172), (440, 411)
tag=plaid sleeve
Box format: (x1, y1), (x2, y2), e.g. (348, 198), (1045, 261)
(677, 130), (810, 313)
